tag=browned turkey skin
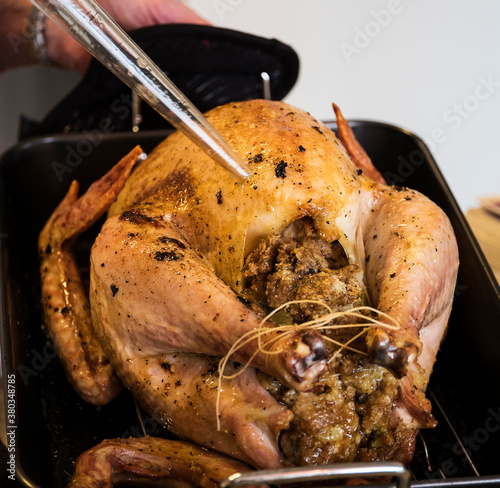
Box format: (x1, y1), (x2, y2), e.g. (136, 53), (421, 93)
(38, 100), (459, 485)
(67, 438), (260, 488)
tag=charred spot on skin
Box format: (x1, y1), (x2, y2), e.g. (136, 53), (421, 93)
(158, 236), (186, 249)
(250, 153), (263, 164)
(298, 145), (306, 152)
(155, 250), (180, 262)
(155, 169), (196, 204)
(216, 189), (223, 205)
(275, 160), (288, 179)
(119, 210), (159, 227)
(357, 169), (363, 176)
(161, 362), (172, 372)
(312, 126), (323, 135)
(110, 284), (119, 297)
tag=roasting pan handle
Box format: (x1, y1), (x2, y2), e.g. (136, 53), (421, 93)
(220, 462), (411, 488)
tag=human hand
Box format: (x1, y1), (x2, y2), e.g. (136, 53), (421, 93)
(45, 0), (210, 73)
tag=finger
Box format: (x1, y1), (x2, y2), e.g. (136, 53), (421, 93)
(45, 19), (91, 73)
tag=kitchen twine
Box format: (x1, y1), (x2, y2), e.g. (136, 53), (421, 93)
(28, 6), (59, 67)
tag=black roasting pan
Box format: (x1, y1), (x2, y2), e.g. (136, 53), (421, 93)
(1, 122), (500, 487)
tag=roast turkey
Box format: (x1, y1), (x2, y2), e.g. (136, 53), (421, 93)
(39, 100), (459, 484)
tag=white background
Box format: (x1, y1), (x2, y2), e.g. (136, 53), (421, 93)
(1, 0), (499, 213)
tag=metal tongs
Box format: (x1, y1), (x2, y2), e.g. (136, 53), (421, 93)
(30, 0), (252, 179)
